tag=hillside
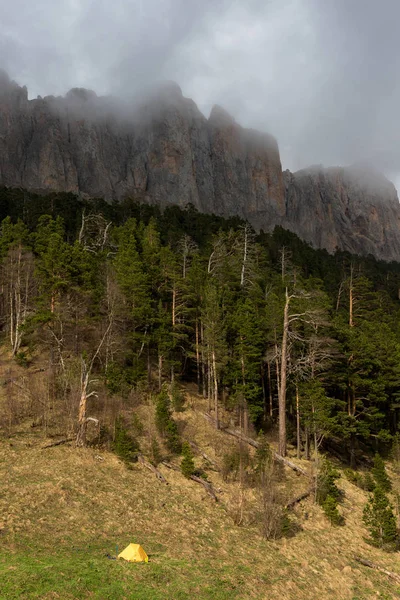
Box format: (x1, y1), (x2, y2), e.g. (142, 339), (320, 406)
(1, 197), (400, 598)
(1, 388), (400, 600)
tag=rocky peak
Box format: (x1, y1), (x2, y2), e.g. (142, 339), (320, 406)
(65, 87), (98, 104)
(0, 72), (399, 261)
(0, 70), (28, 106)
(283, 165), (400, 261)
(208, 104), (236, 128)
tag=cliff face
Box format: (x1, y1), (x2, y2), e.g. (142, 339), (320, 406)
(1, 71), (400, 261)
(0, 73), (284, 221)
(283, 166), (400, 261)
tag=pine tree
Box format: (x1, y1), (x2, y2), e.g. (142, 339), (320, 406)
(322, 495), (344, 526)
(155, 388), (181, 453)
(316, 459), (344, 525)
(363, 486), (399, 550)
(113, 417), (139, 464)
(372, 454), (392, 492)
(181, 442), (195, 478)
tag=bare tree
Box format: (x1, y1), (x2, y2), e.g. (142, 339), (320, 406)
(2, 244), (35, 355)
(76, 318), (113, 447)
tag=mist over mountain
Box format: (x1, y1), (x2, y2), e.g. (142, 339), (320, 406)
(1, 71), (400, 261)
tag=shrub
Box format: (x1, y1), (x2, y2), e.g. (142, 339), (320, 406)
(15, 351), (30, 368)
(258, 457), (298, 539)
(322, 494), (345, 526)
(372, 454), (392, 493)
(363, 486), (399, 551)
(344, 468), (363, 487)
(181, 442), (196, 478)
(222, 444), (250, 482)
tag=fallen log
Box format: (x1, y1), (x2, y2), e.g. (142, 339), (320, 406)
(162, 461), (218, 502)
(41, 437), (74, 449)
(285, 488), (314, 510)
(138, 455), (168, 484)
(222, 426), (309, 477)
(354, 556), (400, 584)
(190, 474), (218, 502)
(189, 441), (220, 471)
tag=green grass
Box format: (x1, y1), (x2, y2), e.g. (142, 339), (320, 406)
(0, 542), (251, 600)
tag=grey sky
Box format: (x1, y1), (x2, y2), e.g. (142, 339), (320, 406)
(1, 0), (400, 185)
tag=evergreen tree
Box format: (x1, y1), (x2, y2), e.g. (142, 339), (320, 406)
(372, 454), (392, 492)
(363, 486), (399, 550)
(155, 388), (181, 453)
(181, 442), (196, 478)
(112, 417), (139, 464)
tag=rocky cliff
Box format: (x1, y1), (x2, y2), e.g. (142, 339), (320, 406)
(1, 70), (400, 261)
(283, 166), (400, 261)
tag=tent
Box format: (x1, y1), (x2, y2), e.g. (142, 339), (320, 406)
(118, 543), (149, 563)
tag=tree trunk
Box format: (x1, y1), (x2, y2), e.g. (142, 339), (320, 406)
(201, 321), (206, 399)
(267, 361), (273, 418)
(76, 385), (88, 447)
(158, 354), (163, 390)
(349, 263), (354, 328)
(212, 349), (219, 429)
(296, 384), (301, 459)
(195, 318), (201, 393)
(305, 427), (310, 460)
(207, 351), (212, 412)
(278, 288), (289, 456)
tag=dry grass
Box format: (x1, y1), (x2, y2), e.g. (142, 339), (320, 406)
(1, 391), (400, 600)
(0, 372), (399, 599)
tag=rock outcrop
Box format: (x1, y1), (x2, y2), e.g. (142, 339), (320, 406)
(1, 71), (400, 261)
(283, 166), (400, 261)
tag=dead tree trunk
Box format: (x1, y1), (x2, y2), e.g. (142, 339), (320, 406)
(278, 288), (290, 456)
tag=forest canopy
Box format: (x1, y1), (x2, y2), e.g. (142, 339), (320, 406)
(1, 185), (400, 463)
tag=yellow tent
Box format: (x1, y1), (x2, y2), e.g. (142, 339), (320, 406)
(118, 543), (148, 563)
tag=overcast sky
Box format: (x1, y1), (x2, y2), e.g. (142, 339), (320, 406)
(1, 0), (400, 185)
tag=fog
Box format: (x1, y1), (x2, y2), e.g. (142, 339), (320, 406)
(1, 0), (400, 187)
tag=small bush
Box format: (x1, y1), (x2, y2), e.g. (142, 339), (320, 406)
(222, 444), (250, 482)
(344, 468), (363, 487)
(372, 454), (392, 493)
(181, 442), (196, 478)
(15, 351), (30, 368)
(322, 494), (345, 526)
(257, 457), (297, 539)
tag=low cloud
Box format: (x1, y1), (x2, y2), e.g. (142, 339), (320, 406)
(2, 0), (400, 186)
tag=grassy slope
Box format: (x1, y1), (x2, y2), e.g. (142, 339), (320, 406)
(1, 400), (400, 600)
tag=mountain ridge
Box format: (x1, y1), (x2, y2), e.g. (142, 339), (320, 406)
(1, 71), (400, 261)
